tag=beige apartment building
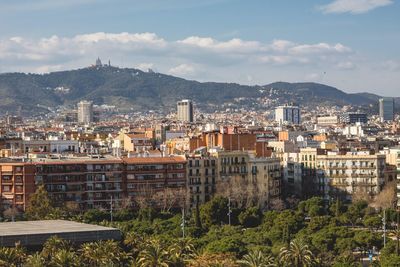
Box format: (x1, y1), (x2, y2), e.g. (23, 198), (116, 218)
(317, 152), (386, 201)
(187, 150), (282, 209)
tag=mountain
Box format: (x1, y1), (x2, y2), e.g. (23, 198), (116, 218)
(0, 66), (397, 115)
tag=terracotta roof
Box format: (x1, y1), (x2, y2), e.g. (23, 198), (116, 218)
(126, 133), (147, 139)
(122, 156), (186, 164)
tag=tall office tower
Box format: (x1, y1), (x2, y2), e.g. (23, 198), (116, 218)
(275, 105), (301, 125)
(77, 100), (94, 124)
(177, 99), (194, 122)
(379, 97), (394, 122)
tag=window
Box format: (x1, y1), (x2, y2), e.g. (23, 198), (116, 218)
(2, 185), (11, 192)
(2, 175), (12, 181)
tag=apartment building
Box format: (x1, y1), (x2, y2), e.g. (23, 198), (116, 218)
(35, 158), (123, 210)
(397, 152), (400, 208)
(123, 157), (187, 208)
(282, 153), (303, 198)
(189, 132), (257, 152)
(317, 152), (386, 201)
(0, 161), (36, 211)
(187, 156), (218, 207)
(299, 148), (327, 198)
(0, 156), (186, 212)
(217, 151), (281, 209)
(123, 133), (154, 153)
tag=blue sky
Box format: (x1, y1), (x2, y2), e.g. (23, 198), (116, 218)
(0, 0), (399, 96)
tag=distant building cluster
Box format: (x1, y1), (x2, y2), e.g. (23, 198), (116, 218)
(0, 94), (399, 215)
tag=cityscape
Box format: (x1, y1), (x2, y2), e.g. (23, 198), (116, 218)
(0, 0), (400, 266)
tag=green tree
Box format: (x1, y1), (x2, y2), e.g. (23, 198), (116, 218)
(342, 200), (368, 226)
(354, 231), (382, 254)
(200, 196), (230, 227)
(25, 185), (55, 220)
(50, 249), (80, 267)
(0, 246), (26, 267)
(332, 251), (361, 267)
(137, 239), (170, 267)
(25, 252), (46, 267)
(298, 197), (325, 217)
(168, 238), (196, 266)
(80, 240), (128, 266)
(237, 250), (276, 267)
(363, 215), (382, 230)
(238, 207), (263, 228)
(82, 209), (109, 223)
(41, 236), (71, 259)
(124, 232), (147, 258)
(279, 239), (315, 267)
(380, 254), (400, 266)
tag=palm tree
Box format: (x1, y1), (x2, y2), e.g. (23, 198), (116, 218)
(238, 250), (276, 267)
(41, 236), (71, 259)
(25, 252), (46, 267)
(279, 239), (315, 267)
(188, 252), (238, 267)
(168, 238), (196, 266)
(137, 239), (170, 267)
(0, 246), (26, 267)
(124, 232), (147, 258)
(50, 249), (80, 267)
(80, 240), (128, 266)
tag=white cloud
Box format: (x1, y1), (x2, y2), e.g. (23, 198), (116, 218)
(381, 60), (400, 71)
(336, 61), (356, 70)
(0, 32), (398, 95)
(74, 32), (166, 46)
(178, 36), (261, 53)
(168, 64), (196, 76)
(320, 0), (393, 14)
(135, 63), (154, 71)
(289, 43), (351, 55)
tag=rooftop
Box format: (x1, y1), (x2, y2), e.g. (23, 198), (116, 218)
(0, 220), (121, 247)
(0, 220), (116, 237)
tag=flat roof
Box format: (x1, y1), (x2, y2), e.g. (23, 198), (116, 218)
(0, 220), (121, 247)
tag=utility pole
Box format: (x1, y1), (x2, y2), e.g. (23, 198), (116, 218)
(227, 197), (232, 226)
(181, 207), (185, 238)
(397, 209), (399, 255)
(110, 195), (113, 223)
(383, 209), (386, 247)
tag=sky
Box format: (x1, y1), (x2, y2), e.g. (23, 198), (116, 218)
(0, 0), (399, 96)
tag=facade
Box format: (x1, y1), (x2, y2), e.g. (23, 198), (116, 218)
(316, 115), (339, 126)
(317, 152), (386, 201)
(339, 112), (368, 124)
(379, 97), (395, 122)
(123, 133), (153, 153)
(187, 156), (218, 207)
(177, 99), (194, 122)
(77, 100), (94, 124)
(282, 153), (303, 197)
(217, 151), (281, 209)
(299, 148), (325, 198)
(397, 152), (400, 208)
(189, 132), (257, 152)
(0, 162), (36, 211)
(0, 156), (186, 212)
(123, 157), (187, 209)
(275, 105), (301, 125)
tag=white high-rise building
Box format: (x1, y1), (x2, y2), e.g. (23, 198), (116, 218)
(77, 100), (93, 124)
(177, 99), (194, 122)
(275, 105), (301, 125)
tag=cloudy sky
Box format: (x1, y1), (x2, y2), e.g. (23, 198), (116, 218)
(0, 0), (399, 96)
